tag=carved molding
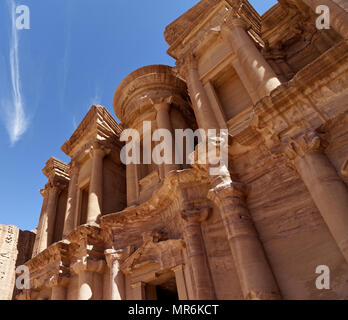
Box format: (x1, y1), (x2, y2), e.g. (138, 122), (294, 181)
(120, 238), (186, 276)
(71, 256), (105, 275)
(280, 130), (327, 161)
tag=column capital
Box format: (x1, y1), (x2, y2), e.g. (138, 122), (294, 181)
(208, 181), (249, 204)
(281, 131), (328, 161)
(68, 161), (80, 177)
(40, 188), (49, 199)
(181, 207), (210, 224)
(47, 180), (65, 194)
(104, 248), (130, 268)
(71, 256), (106, 275)
(176, 52), (198, 79)
(172, 264), (185, 273)
(151, 96), (173, 112)
(223, 15), (251, 32)
(89, 141), (111, 159)
(47, 273), (69, 289)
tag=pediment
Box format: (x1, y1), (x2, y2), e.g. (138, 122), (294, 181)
(120, 239), (185, 275)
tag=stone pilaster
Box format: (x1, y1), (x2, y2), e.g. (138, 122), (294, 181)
(63, 162), (79, 238)
(208, 183), (281, 300)
(126, 162), (139, 207)
(221, 15), (281, 104)
(32, 188), (49, 257)
(172, 264), (189, 300)
(38, 182), (63, 253)
(181, 207), (216, 300)
(282, 130), (348, 263)
(131, 282), (146, 300)
(71, 256), (106, 300)
(49, 275), (68, 300)
(87, 142), (110, 224)
(104, 249), (127, 300)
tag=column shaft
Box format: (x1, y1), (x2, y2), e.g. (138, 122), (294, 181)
(110, 260), (124, 300)
(126, 163), (139, 206)
(182, 210), (215, 300)
(78, 270), (103, 300)
(209, 185), (281, 300)
(41, 186), (60, 250)
(51, 286), (66, 300)
(222, 17), (280, 103)
(63, 169), (79, 237)
(155, 102), (180, 175)
(87, 148), (105, 223)
(132, 282), (146, 300)
(32, 191), (48, 256)
(173, 265), (189, 300)
(183, 57), (220, 131)
(295, 150), (348, 261)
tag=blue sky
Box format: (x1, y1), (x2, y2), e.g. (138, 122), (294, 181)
(0, 0), (277, 231)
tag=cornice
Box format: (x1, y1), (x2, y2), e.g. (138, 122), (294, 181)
(166, 0), (261, 59)
(101, 168), (210, 229)
(61, 105), (123, 158)
(42, 157), (70, 182)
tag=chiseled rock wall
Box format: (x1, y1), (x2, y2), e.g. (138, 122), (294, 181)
(0, 225), (35, 300)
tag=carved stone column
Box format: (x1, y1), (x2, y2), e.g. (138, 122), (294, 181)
(39, 182), (62, 252)
(283, 131), (348, 262)
(49, 276), (68, 300)
(208, 183), (281, 300)
(173, 264), (189, 300)
(178, 54), (220, 131)
(221, 15), (281, 103)
(87, 142), (110, 224)
(63, 163), (79, 238)
(154, 97), (181, 175)
(181, 208), (215, 300)
(104, 249), (126, 300)
(302, 0), (348, 39)
(127, 162), (139, 207)
(131, 282), (146, 300)
(32, 188), (49, 256)
(71, 257), (105, 300)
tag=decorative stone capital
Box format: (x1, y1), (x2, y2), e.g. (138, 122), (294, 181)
(40, 188), (49, 199)
(47, 180), (65, 195)
(207, 181), (249, 206)
(71, 256), (105, 275)
(47, 273), (69, 289)
(176, 52), (198, 79)
(281, 131), (327, 161)
(68, 161), (80, 177)
(88, 141), (111, 159)
(104, 248), (130, 268)
(223, 15), (251, 32)
(181, 207), (210, 224)
(151, 96), (174, 113)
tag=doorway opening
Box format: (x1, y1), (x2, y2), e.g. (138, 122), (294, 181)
(145, 272), (179, 300)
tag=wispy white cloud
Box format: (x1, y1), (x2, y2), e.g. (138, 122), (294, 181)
(2, 0), (29, 146)
(72, 116), (77, 130)
(88, 86), (103, 109)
